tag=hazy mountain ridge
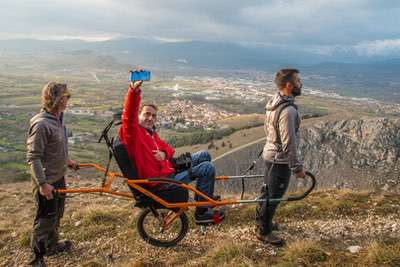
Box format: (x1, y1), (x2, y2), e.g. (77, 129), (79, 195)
(2, 38), (399, 102)
(2, 38), (400, 68)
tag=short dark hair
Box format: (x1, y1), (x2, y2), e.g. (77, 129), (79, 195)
(274, 68), (300, 90)
(139, 103), (158, 113)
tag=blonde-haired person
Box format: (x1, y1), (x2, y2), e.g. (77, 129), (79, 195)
(26, 82), (78, 266)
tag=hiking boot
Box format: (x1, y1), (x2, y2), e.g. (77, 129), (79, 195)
(46, 240), (72, 256)
(27, 254), (47, 267)
(256, 232), (285, 246)
(195, 209), (225, 225)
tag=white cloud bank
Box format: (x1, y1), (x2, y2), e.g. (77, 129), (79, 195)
(354, 39), (400, 57)
(1, 0), (400, 58)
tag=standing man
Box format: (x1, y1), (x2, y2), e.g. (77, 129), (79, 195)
(27, 82), (78, 266)
(119, 80), (224, 224)
(256, 69), (305, 246)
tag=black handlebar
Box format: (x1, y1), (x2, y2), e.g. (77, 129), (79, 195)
(286, 171), (316, 201)
(98, 120), (114, 145)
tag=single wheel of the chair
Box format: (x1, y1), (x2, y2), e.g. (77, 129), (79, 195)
(137, 207), (189, 247)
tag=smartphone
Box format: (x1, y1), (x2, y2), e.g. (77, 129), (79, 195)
(129, 70), (151, 81)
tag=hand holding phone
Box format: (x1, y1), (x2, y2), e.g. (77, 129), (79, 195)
(129, 70), (151, 81)
(130, 80), (143, 90)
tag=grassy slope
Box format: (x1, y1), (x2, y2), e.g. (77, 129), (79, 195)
(0, 180), (399, 267)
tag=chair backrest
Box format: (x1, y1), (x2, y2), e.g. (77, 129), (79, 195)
(112, 137), (150, 205)
(112, 137), (138, 180)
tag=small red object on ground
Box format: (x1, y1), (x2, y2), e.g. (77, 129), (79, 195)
(213, 211), (221, 224)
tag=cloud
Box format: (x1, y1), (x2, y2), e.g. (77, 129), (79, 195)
(1, 0), (400, 57)
(354, 39), (400, 57)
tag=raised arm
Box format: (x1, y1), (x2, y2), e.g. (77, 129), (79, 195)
(120, 81), (143, 138)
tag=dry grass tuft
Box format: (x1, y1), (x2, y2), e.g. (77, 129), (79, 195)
(364, 241), (400, 267)
(123, 259), (166, 267)
(81, 260), (107, 267)
(223, 204), (255, 226)
(276, 189), (376, 220)
(82, 205), (123, 225)
(279, 240), (327, 266)
(207, 243), (242, 265)
(371, 192), (400, 216)
(18, 226), (32, 247)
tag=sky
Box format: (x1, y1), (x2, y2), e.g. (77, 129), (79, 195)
(1, 0), (400, 57)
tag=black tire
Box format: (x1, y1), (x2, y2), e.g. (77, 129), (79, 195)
(137, 207), (189, 247)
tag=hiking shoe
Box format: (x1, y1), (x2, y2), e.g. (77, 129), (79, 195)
(27, 254), (47, 267)
(195, 209), (225, 225)
(256, 232), (285, 246)
(46, 240), (72, 256)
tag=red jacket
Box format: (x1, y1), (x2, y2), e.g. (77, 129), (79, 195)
(119, 87), (175, 181)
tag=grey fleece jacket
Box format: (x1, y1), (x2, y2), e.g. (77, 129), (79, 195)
(262, 93), (303, 173)
(26, 110), (69, 185)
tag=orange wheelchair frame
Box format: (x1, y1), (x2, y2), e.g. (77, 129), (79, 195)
(56, 120), (316, 247)
(57, 162), (315, 247)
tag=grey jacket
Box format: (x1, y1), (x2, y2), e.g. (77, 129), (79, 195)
(262, 93), (303, 173)
(26, 110), (69, 185)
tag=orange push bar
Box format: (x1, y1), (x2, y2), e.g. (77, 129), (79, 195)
(57, 164), (239, 209)
(58, 164), (315, 208)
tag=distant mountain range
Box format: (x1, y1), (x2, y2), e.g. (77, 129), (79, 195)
(1, 38), (399, 102)
(1, 38), (400, 69)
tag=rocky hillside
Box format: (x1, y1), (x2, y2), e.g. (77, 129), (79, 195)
(0, 181), (399, 266)
(300, 117), (400, 191)
(214, 117), (400, 193)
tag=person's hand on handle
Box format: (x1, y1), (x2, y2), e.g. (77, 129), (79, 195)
(67, 159), (79, 171)
(295, 169), (306, 179)
(39, 183), (55, 200)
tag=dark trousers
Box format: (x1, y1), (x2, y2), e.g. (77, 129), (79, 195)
(30, 178), (66, 256)
(255, 162), (290, 235)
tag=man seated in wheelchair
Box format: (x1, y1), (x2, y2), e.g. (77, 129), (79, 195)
(118, 79), (224, 224)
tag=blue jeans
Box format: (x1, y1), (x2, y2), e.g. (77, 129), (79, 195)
(170, 150), (215, 203)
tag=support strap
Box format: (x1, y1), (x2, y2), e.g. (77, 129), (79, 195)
(273, 102), (296, 151)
